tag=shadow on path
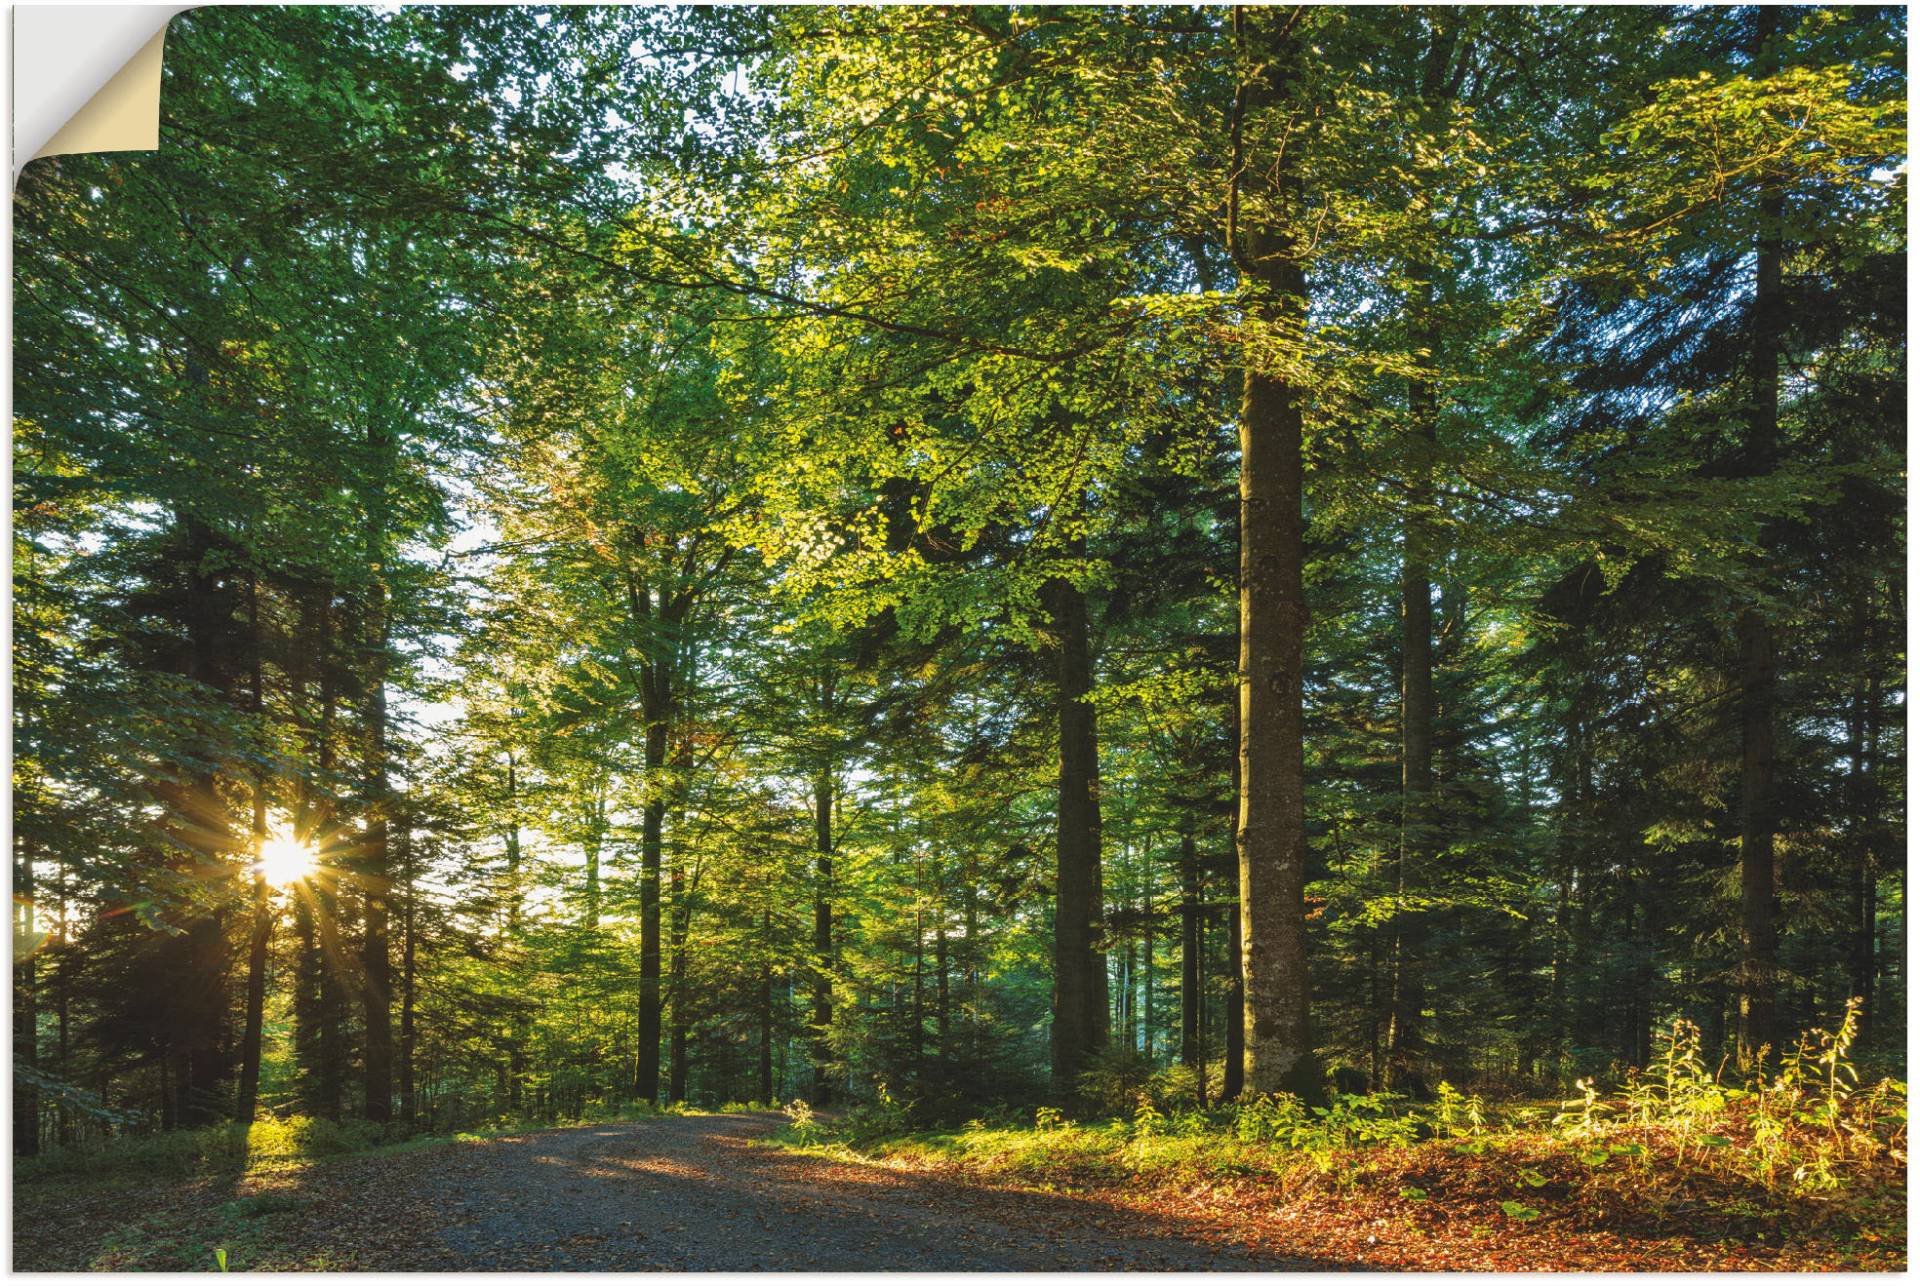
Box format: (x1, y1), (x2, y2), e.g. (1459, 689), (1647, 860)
(402, 1112), (1345, 1272)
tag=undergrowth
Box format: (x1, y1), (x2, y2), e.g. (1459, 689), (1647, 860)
(775, 1003), (1905, 1225)
(17, 1097), (700, 1183)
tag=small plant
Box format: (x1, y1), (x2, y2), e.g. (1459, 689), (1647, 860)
(1552, 1078), (1608, 1140)
(782, 1098), (819, 1141)
(1806, 997), (1863, 1137)
(1434, 1081), (1463, 1139)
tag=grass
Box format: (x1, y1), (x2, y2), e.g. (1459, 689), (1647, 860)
(17, 1096), (701, 1185)
(768, 1007), (1906, 1269)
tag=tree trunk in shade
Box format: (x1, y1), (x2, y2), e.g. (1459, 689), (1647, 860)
(1233, 25), (1316, 1097)
(811, 766), (835, 1102)
(236, 571), (271, 1123)
(1048, 566), (1106, 1095)
(1737, 4), (1784, 1070)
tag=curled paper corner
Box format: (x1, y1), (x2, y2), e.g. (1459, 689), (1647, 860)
(13, 5), (191, 184)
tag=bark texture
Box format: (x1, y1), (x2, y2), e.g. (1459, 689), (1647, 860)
(1233, 8), (1315, 1097)
(1048, 573), (1107, 1095)
(1737, 4), (1785, 1068)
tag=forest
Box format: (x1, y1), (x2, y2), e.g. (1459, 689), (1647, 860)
(11, 4), (1907, 1272)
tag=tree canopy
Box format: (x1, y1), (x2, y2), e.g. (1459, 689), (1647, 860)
(12, 3), (1904, 1155)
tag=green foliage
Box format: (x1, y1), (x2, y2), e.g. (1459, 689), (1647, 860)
(1232, 1092), (1423, 1155)
(780, 1008), (1903, 1213)
(17, 1114), (405, 1181)
(1545, 1002), (1905, 1194)
(9, 6), (1904, 1224)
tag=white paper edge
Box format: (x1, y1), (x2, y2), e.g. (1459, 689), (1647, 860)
(12, 4), (189, 181)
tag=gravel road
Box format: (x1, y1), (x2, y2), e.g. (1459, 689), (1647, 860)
(394, 1112), (1331, 1271)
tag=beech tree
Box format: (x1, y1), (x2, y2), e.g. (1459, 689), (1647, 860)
(12, 5), (1903, 1154)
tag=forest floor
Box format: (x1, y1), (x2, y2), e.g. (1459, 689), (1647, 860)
(13, 1111), (1324, 1271)
(14, 1108), (1904, 1272)
(767, 1112), (1906, 1273)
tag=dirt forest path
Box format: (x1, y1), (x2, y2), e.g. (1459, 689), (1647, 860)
(16, 1112), (1344, 1272)
(357, 1112), (1333, 1271)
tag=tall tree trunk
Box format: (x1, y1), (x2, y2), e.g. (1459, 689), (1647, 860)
(1222, 698), (1242, 1102)
(636, 707), (666, 1102)
(1089, 777), (1109, 1041)
(911, 906), (926, 1070)
(301, 584), (348, 1119)
(1386, 22), (1457, 1099)
(1737, 5), (1785, 1069)
(503, 753), (522, 929)
(54, 861), (72, 1147)
(934, 890), (951, 1053)
(237, 572), (272, 1123)
(584, 833), (602, 929)
(1233, 17), (1315, 1096)
(1224, 891), (1245, 1101)
(288, 697), (329, 1136)
(1049, 570), (1106, 1095)
(1179, 833), (1202, 1078)
(236, 892), (272, 1123)
(400, 809), (418, 1123)
(1554, 689), (1591, 1067)
(292, 892), (319, 1110)
(810, 766), (835, 1102)
(174, 516), (233, 1128)
(963, 872), (980, 1059)
(632, 601), (677, 1106)
(14, 846), (38, 1156)
(1735, 612), (1777, 1065)
(502, 750), (532, 1114)
(1391, 326), (1436, 1095)
(583, 771), (607, 928)
(759, 908), (775, 1104)
(668, 809), (690, 1104)
(1847, 592), (1882, 1038)
(1368, 906), (1385, 1091)
(1858, 661), (1882, 1034)
(1141, 882), (1155, 1059)
(1634, 869), (1658, 1068)
(361, 574), (394, 1124)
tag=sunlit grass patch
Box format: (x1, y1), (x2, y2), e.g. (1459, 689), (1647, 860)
(766, 1004), (1904, 1266)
